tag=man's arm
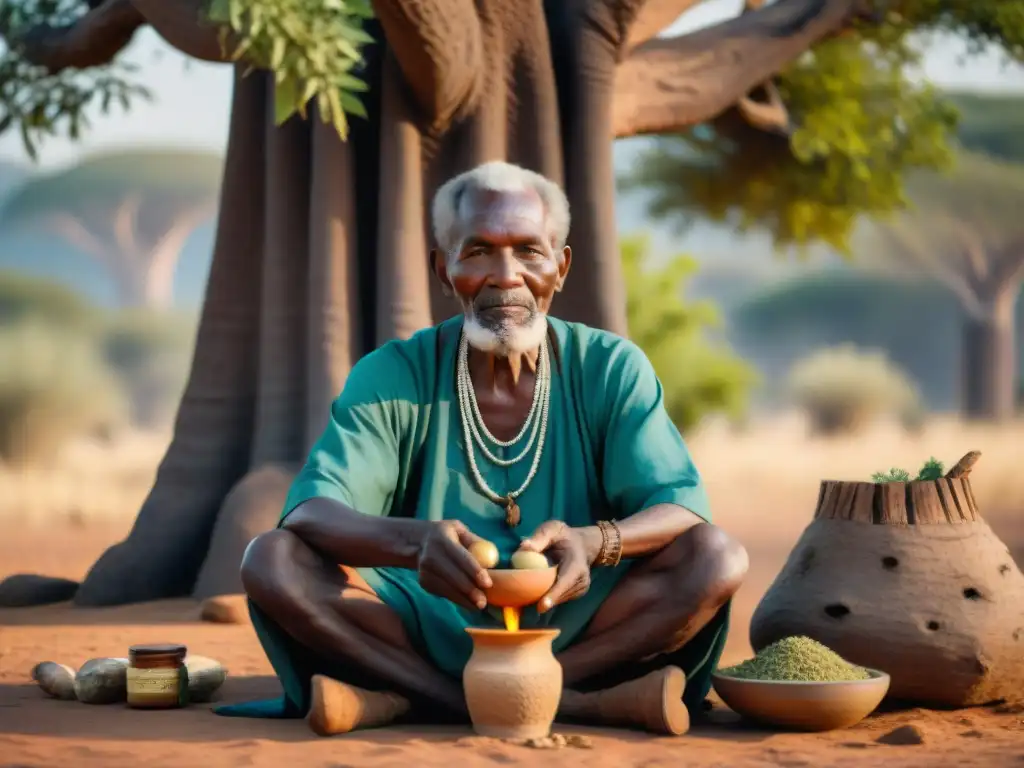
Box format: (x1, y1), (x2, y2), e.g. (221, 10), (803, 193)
(282, 498), (433, 569)
(574, 502), (706, 565)
(275, 343), (493, 608)
(276, 343), (424, 567)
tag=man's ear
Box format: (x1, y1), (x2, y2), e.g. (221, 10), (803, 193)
(431, 248), (455, 296)
(555, 245), (572, 292)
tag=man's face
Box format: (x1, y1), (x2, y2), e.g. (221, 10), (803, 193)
(433, 187), (571, 353)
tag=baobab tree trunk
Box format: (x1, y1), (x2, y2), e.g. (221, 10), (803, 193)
(961, 289), (1020, 421)
(0, 0), (866, 608)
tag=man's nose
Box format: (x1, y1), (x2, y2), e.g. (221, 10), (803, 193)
(487, 249), (526, 288)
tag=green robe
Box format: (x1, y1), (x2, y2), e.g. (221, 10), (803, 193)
(214, 316), (729, 720)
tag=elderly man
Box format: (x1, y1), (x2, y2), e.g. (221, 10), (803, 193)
(223, 161), (747, 736)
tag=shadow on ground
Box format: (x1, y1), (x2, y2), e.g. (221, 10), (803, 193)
(0, 676), (775, 745)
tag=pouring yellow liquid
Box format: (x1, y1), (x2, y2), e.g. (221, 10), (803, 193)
(502, 606), (520, 632)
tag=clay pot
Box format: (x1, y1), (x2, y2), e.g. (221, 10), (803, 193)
(750, 453), (1024, 707)
(463, 628), (562, 739)
(484, 566), (557, 608)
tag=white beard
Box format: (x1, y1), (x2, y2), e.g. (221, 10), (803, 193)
(462, 312), (549, 357)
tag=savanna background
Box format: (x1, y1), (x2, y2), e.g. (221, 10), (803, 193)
(0, 1), (1023, 765)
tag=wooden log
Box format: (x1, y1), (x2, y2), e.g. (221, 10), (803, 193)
(812, 477), (982, 525)
(909, 480), (946, 524)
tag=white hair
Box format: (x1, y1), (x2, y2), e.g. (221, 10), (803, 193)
(431, 161), (571, 254)
(463, 313), (549, 357)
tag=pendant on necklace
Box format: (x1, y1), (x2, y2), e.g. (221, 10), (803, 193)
(504, 496), (521, 528)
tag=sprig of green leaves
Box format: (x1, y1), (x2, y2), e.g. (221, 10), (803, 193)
(207, 0), (375, 141)
(871, 456), (947, 483)
(0, 0), (150, 160)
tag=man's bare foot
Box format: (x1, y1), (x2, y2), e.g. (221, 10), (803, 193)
(558, 666), (690, 735)
(307, 674), (412, 736)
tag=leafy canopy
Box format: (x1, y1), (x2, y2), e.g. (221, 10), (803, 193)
(620, 3), (1024, 254)
(0, 0), (374, 158)
(207, 0), (375, 139)
(0, 0), (151, 160)
(621, 235), (758, 432)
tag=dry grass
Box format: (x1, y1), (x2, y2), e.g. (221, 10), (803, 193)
(0, 429), (170, 529)
(2, 412), (1021, 537)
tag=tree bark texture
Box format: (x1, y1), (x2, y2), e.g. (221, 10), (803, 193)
(960, 291), (1020, 422)
(0, 0), (864, 607)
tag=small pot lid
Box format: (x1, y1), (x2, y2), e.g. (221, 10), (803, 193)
(129, 643), (187, 656)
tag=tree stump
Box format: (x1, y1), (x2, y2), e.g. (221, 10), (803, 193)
(749, 452), (1024, 708)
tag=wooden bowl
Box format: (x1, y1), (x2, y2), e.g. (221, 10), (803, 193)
(711, 669), (891, 732)
(484, 567), (557, 608)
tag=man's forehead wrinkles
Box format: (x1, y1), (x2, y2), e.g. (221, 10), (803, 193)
(459, 187), (544, 223)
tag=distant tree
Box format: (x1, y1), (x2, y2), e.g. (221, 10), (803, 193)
(622, 235), (758, 432)
(948, 91), (1024, 164)
(619, 11), (1022, 254)
(860, 152), (1024, 420)
(0, 150), (222, 308)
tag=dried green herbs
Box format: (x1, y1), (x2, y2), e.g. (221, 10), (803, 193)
(718, 636), (870, 682)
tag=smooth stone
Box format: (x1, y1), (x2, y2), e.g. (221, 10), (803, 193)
(74, 658), (129, 704)
(0, 574), (80, 607)
(32, 661), (77, 700)
(199, 594), (248, 624)
(186, 655), (227, 702)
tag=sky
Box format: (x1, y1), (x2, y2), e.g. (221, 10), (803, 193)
(1, 0), (1022, 170)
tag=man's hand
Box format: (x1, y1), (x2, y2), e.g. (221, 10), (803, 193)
(517, 521), (598, 614)
(417, 520), (493, 611)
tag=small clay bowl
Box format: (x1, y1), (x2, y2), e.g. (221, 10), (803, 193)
(711, 668), (891, 732)
(484, 566), (557, 608)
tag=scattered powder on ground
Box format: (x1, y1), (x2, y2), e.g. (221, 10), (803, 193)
(717, 636), (871, 682)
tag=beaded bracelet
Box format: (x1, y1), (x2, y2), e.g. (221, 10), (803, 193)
(594, 519), (623, 567)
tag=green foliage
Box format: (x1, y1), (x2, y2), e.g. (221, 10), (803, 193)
(860, 151), (1024, 282)
(916, 456), (945, 481)
(0, 320), (126, 465)
(207, 0), (374, 140)
(620, 4), (1023, 254)
(871, 456), (946, 483)
(0, 270), (197, 445)
(786, 344), (922, 435)
(621, 235), (758, 432)
(871, 467), (912, 482)
(0, 269), (100, 328)
(0, 149), (224, 227)
(0, 0), (150, 160)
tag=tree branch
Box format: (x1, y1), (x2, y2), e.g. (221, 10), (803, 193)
(112, 193), (143, 257)
(612, 0), (862, 138)
(7, 0), (231, 74)
(139, 201), (217, 308)
(990, 239), (1024, 292)
(47, 212), (116, 267)
(8, 0), (144, 73)
(883, 218), (987, 319)
(736, 79), (790, 134)
(130, 0), (233, 63)
(371, 0), (483, 131)
(591, 0), (707, 55)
